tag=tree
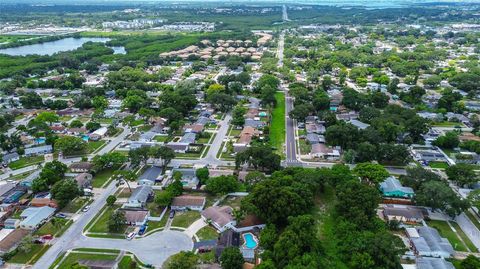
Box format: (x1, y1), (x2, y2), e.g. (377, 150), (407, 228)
(129, 147), (150, 167)
(235, 145), (281, 173)
(220, 247), (244, 269)
(370, 92), (389, 109)
(244, 171), (266, 190)
(400, 166), (442, 190)
(167, 177), (184, 197)
(54, 136), (87, 155)
(92, 96), (108, 110)
(446, 164), (478, 187)
(149, 146), (175, 169)
(69, 119), (83, 128)
(164, 251), (198, 269)
(206, 92), (236, 112)
(432, 131), (459, 149)
(108, 210), (126, 232)
(415, 181), (469, 217)
(122, 95), (147, 113)
(195, 167), (209, 185)
(232, 106), (246, 126)
(325, 122), (359, 150)
(51, 179), (81, 208)
(18, 235), (33, 254)
(205, 175), (240, 195)
(353, 163), (389, 186)
(289, 104), (311, 122)
(155, 191), (174, 207)
(468, 189), (480, 209)
(35, 111), (59, 125)
(40, 160), (67, 186)
(20, 92), (43, 108)
(85, 121), (101, 132)
(106, 195), (117, 206)
(461, 255), (480, 269)
(335, 180), (381, 229)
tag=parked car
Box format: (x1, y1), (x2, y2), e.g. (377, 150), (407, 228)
(169, 210), (175, 219)
(56, 213), (67, 219)
(138, 225), (147, 235)
(41, 234), (53, 240)
(82, 205), (90, 212)
(126, 232), (136, 240)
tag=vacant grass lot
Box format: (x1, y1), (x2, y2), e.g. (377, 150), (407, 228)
(427, 220), (467, 251)
(171, 211), (200, 228)
(270, 92), (285, 154)
(8, 155), (44, 170)
(92, 169), (115, 188)
(55, 252), (117, 269)
(87, 140), (106, 153)
(9, 245), (50, 265)
(428, 161), (449, 169)
(87, 205), (125, 236)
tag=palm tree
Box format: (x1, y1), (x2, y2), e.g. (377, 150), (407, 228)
(113, 170), (137, 192)
(232, 208), (245, 223)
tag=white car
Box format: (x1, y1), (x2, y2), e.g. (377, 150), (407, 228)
(82, 206), (90, 212)
(126, 232), (136, 240)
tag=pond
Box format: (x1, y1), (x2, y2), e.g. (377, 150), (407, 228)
(0, 37), (125, 56)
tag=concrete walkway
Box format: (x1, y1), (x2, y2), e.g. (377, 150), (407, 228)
(184, 218), (207, 238)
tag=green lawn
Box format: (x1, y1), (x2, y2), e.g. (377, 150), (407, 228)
(92, 169), (115, 188)
(171, 211), (201, 228)
(154, 135), (170, 142)
(62, 198), (91, 214)
(119, 255), (142, 269)
(55, 252), (118, 269)
(270, 92), (285, 153)
(97, 118), (114, 125)
(34, 218), (70, 237)
(299, 139), (311, 155)
(196, 226), (218, 241)
(427, 220), (467, 251)
(87, 205), (125, 235)
(8, 155), (44, 170)
(9, 245), (50, 265)
(428, 161), (449, 169)
(197, 133), (212, 144)
(87, 140), (106, 153)
(146, 212), (169, 233)
(137, 125), (152, 132)
(432, 121), (464, 127)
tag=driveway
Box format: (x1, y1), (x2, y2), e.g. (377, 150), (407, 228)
(72, 231), (193, 267)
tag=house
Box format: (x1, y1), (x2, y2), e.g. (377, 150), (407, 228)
(416, 257), (455, 269)
(66, 127), (87, 135)
(122, 209), (149, 226)
(0, 183), (17, 199)
(124, 185), (153, 209)
(139, 131), (156, 142)
(172, 168), (199, 189)
(166, 142), (189, 153)
(0, 229), (29, 254)
(179, 133), (196, 144)
(24, 145), (52, 157)
(379, 177), (415, 199)
(30, 198), (58, 208)
(305, 123), (326, 134)
(244, 118), (265, 129)
(2, 153), (19, 164)
(306, 133), (321, 144)
(171, 195), (206, 211)
(21, 170), (41, 188)
(310, 144), (340, 160)
(89, 127), (108, 141)
(75, 173), (93, 189)
(138, 166), (162, 186)
(215, 230), (240, 260)
(383, 206), (425, 224)
(406, 226), (454, 258)
(201, 206), (236, 232)
(69, 162), (93, 173)
(233, 126), (258, 152)
(19, 206), (56, 230)
(348, 119), (370, 130)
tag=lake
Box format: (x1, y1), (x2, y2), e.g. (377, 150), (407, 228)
(0, 37), (125, 56)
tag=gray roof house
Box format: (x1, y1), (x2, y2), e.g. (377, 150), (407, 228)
(2, 153), (19, 164)
(166, 142), (189, 153)
(379, 177), (415, 199)
(139, 131), (156, 142)
(180, 133), (196, 144)
(407, 226), (454, 258)
(20, 206), (56, 230)
(416, 257), (455, 269)
(138, 166), (162, 186)
(244, 118), (265, 129)
(196, 116), (210, 125)
(125, 185), (153, 208)
(306, 133), (320, 144)
(24, 145), (53, 156)
(348, 119), (370, 130)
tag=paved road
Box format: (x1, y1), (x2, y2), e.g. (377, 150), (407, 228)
(455, 213), (480, 251)
(285, 95), (298, 165)
(203, 114), (231, 164)
(32, 181), (118, 269)
(71, 230), (193, 267)
(282, 5), (289, 22)
(93, 125), (131, 157)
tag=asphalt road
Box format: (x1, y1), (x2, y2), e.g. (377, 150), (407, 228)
(285, 95), (298, 164)
(32, 181), (118, 269)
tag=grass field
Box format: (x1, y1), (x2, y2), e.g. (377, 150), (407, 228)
(55, 252), (117, 269)
(428, 161), (449, 169)
(465, 210), (480, 231)
(171, 211), (200, 228)
(62, 198), (91, 214)
(87, 140), (106, 153)
(196, 226), (218, 241)
(9, 245), (50, 265)
(8, 155), (44, 170)
(0, 35), (41, 43)
(34, 218), (71, 237)
(92, 169), (115, 188)
(427, 220), (467, 251)
(87, 204), (125, 236)
(270, 92), (285, 154)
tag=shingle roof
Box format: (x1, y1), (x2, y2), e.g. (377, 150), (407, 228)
(128, 185), (152, 204)
(172, 195), (206, 208)
(201, 206), (234, 227)
(20, 206), (55, 227)
(139, 166), (162, 182)
(412, 226), (454, 255)
(380, 177), (414, 195)
(417, 257), (455, 269)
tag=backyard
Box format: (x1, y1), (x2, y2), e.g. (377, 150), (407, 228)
(8, 155), (44, 170)
(171, 211), (201, 228)
(270, 92), (285, 154)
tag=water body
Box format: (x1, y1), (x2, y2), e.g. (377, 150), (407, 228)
(0, 37), (125, 56)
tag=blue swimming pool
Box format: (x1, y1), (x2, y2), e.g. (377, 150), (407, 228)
(82, 135), (89, 142)
(35, 138), (46, 144)
(243, 233), (258, 249)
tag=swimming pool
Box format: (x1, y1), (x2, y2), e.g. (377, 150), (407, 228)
(82, 135), (89, 142)
(242, 233), (258, 249)
(35, 138), (46, 144)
